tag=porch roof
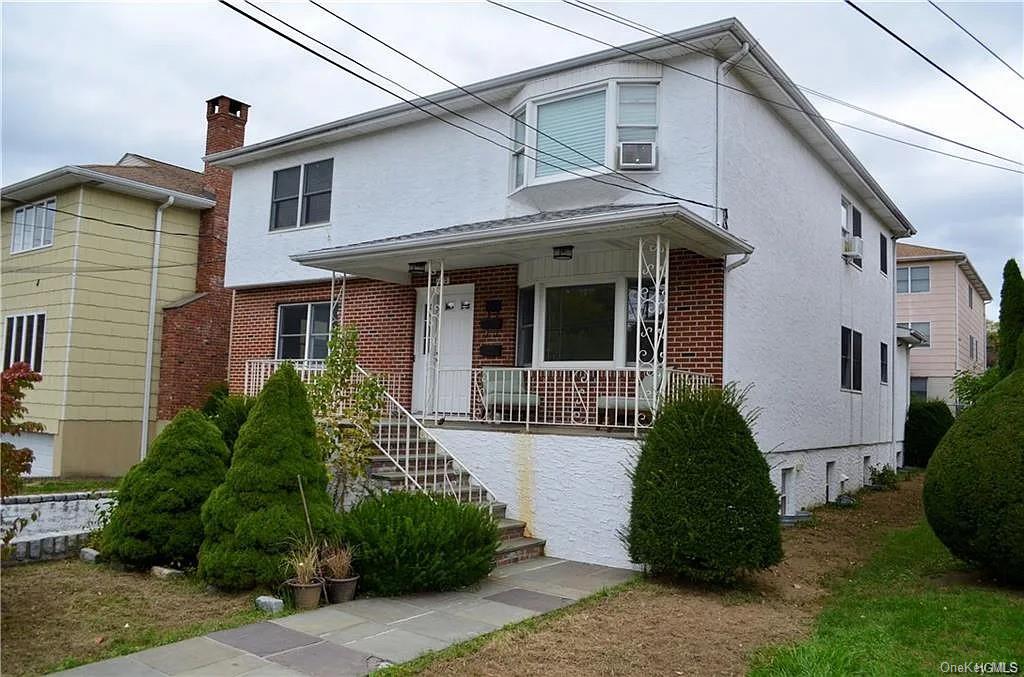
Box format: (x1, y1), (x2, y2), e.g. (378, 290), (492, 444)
(292, 202), (754, 283)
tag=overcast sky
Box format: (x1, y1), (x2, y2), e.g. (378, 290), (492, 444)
(3, 1), (1021, 318)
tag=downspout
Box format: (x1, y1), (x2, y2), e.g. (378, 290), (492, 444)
(140, 195), (175, 460)
(715, 42), (750, 227)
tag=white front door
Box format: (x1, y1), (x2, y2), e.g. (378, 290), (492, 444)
(413, 284), (474, 415)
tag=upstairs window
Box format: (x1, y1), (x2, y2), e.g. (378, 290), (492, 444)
(11, 198), (55, 253)
(968, 286), (974, 308)
(511, 109), (527, 190)
(276, 302), (331, 360)
(896, 266), (930, 293)
(969, 334), (978, 362)
(879, 233), (888, 274)
(841, 326), (862, 391)
(270, 159), (334, 230)
(535, 90), (606, 178)
(880, 341), (889, 384)
(840, 199), (862, 268)
(4, 313), (45, 373)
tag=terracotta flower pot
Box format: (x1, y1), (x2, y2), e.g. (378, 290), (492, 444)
(324, 575), (359, 604)
(286, 577), (323, 610)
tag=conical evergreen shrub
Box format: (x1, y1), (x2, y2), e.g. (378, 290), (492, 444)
(998, 258), (1023, 376)
(924, 368), (1024, 582)
(102, 409), (229, 567)
(625, 386), (782, 583)
(199, 362), (340, 590)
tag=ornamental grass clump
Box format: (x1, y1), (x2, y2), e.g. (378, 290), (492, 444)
(624, 385), (782, 583)
(199, 362), (341, 590)
(102, 409), (229, 568)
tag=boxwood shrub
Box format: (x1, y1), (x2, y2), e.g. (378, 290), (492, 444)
(924, 369), (1024, 583)
(341, 491), (499, 596)
(624, 385), (782, 583)
(199, 362), (340, 590)
(904, 399), (954, 467)
(102, 409), (229, 567)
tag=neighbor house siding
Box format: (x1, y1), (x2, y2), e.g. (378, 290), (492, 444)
(897, 260), (956, 381)
(955, 265), (987, 372)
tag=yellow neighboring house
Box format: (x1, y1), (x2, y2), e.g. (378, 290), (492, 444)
(1, 154), (215, 477)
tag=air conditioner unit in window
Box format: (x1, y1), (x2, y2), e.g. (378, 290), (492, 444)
(618, 142), (656, 169)
(842, 235), (863, 259)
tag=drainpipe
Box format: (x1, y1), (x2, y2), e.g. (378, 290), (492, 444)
(715, 42), (750, 227)
(725, 252), (751, 272)
(140, 195), (175, 460)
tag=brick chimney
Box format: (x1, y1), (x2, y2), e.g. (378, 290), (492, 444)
(157, 95), (249, 421)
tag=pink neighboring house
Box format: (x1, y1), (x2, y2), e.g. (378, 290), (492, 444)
(895, 243), (992, 406)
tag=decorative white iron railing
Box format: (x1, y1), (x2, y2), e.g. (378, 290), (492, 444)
(431, 367), (713, 432)
(243, 359), (405, 401)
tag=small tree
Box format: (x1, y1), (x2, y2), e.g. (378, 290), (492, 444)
(624, 385), (782, 583)
(199, 362), (340, 590)
(306, 323), (384, 509)
(1, 363), (42, 496)
(904, 399), (954, 467)
(997, 259), (1024, 376)
(102, 409), (229, 567)
(952, 368), (1001, 411)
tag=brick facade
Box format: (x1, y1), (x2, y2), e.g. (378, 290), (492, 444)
(228, 250), (724, 402)
(157, 96), (249, 419)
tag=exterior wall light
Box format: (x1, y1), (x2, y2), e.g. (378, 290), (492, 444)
(408, 261), (427, 274)
(552, 245), (574, 261)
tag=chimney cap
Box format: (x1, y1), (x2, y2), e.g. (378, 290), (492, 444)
(206, 95), (250, 119)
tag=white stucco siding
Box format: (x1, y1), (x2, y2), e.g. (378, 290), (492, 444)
(223, 53), (721, 289)
(718, 68), (897, 458)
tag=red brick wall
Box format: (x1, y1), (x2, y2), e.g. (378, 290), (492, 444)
(666, 249), (725, 385)
(157, 96), (249, 419)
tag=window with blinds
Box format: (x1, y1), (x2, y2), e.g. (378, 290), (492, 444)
(535, 90), (606, 178)
(617, 83), (657, 143)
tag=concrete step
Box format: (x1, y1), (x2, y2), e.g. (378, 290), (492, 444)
(370, 468), (473, 485)
(495, 536), (546, 567)
(497, 517), (526, 541)
(369, 453), (444, 472)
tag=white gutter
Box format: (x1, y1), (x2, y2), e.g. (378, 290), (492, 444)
(140, 195), (174, 460)
(1, 166), (215, 210)
(715, 42), (750, 226)
(725, 252), (751, 272)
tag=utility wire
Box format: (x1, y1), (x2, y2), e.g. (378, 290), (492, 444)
(227, 1), (717, 209)
(567, 0), (1022, 167)
(928, 1), (1024, 82)
(846, 0), (1024, 131)
(5, 255), (227, 274)
(488, 0), (1024, 175)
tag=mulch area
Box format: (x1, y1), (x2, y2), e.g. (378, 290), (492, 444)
(419, 474), (925, 676)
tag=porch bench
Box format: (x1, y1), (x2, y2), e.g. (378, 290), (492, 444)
(596, 373), (658, 420)
(481, 368), (540, 420)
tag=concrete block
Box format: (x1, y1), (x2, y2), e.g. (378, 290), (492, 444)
(80, 547), (101, 563)
(41, 537), (54, 557)
(255, 596), (284, 614)
(54, 536), (67, 555)
(151, 566), (184, 579)
(28, 540), (40, 559)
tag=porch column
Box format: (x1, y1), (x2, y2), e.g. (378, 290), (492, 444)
(636, 235), (670, 434)
(423, 260), (445, 422)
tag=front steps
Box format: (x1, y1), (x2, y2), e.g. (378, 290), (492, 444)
(368, 428), (545, 566)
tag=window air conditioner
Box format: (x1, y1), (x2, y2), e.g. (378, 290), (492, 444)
(618, 142), (656, 169)
(842, 235), (863, 259)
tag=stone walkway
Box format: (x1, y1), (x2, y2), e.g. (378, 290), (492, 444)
(58, 557), (634, 676)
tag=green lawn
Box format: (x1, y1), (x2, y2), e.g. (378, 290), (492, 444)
(17, 477), (120, 495)
(750, 522), (1024, 676)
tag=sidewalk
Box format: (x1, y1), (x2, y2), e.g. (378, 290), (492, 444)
(57, 557), (634, 676)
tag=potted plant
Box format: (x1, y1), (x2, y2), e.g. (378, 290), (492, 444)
(321, 543), (359, 603)
(283, 539), (323, 610)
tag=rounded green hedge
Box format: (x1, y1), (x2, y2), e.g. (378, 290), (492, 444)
(341, 491), (499, 596)
(624, 386), (782, 583)
(199, 362), (340, 590)
(924, 369), (1024, 583)
(102, 409), (229, 567)
(904, 399), (954, 467)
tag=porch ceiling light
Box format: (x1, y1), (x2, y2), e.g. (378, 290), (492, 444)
(408, 261), (427, 274)
(552, 245), (574, 261)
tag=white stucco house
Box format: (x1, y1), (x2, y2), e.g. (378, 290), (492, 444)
(213, 18), (916, 568)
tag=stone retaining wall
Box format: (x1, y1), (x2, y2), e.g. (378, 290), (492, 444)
(2, 491), (116, 564)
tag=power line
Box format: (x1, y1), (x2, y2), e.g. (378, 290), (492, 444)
(928, 1), (1024, 82)
(487, 0), (1024, 175)
(225, 1), (718, 210)
(566, 0), (1022, 167)
(5, 255), (226, 275)
(846, 0), (1024, 131)
(303, 0), (706, 208)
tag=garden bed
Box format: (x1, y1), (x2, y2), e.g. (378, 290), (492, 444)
(0, 559), (275, 676)
(16, 477), (120, 495)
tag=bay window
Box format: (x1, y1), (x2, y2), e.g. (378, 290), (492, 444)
(511, 109), (527, 189)
(276, 302), (331, 360)
(617, 83), (657, 144)
(535, 90), (606, 178)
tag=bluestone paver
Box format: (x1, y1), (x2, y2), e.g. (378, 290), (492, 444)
(271, 607), (367, 635)
(447, 598), (537, 626)
(267, 641), (384, 677)
(345, 628), (449, 663)
(339, 598), (427, 624)
(208, 622), (319, 657)
(132, 637), (242, 674)
(390, 610), (496, 642)
(320, 620), (390, 645)
(175, 653), (270, 677)
(484, 587), (574, 613)
(56, 656), (166, 676)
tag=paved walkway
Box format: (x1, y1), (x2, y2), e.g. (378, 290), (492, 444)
(58, 557), (634, 676)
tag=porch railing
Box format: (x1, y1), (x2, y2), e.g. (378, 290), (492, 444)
(243, 359), (404, 402)
(431, 367), (713, 431)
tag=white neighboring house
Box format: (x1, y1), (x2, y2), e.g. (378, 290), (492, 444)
(215, 18), (915, 568)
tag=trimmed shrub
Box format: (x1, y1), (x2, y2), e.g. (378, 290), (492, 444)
(102, 409), (229, 567)
(924, 369), (1024, 582)
(904, 399), (954, 467)
(209, 394), (254, 455)
(340, 491), (499, 596)
(199, 362), (340, 590)
(624, 386), (782, 583)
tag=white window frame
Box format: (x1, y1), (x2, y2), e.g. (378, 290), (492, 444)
(534, 276), (625, 368)
(274, 302), (332, 361)
(615, 81), (660, 168)
(10, 197), (56, 254)
(896, 265), (930, 294)
(510, 107), (527, 191)
(3, 312), (46, 373)
(268, 160), (333, 232)
(509, 79), (661, 193)
(969, 334), (978, 362)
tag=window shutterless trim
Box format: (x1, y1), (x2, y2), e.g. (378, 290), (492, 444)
(268, 160), (333, 231)
(10, 197), (57, 254)
(275, 301), (332, 360)
(3, 312), (46, 373)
